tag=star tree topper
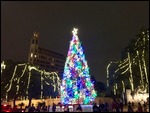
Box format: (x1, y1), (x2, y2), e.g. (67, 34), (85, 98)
(72, 28), (78, 36)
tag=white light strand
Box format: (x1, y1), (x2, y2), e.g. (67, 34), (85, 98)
(135, 37), (140, 46)
(26, 65), (32, 99)
(16, 64), (27, 95)
(121, 67), (129, 75)
(142, 35), (149, 85)
(118, 58), (129, 67)
(18, 63), (26, 66)
(122, 80), (125, 93)
(5, 84), (9, 88)
(3, 62), (61, 101)
(114, 85), (116, 95)
(40, 71), (43, 99)
(142, 50), (149, 85)
(128, 52), (134, 91)
(6, 65), (18, 101)
(44, 80), (50, 85)
(106, 61), (120, 86)
(115, 63), (129, 73)
(6, 65), (18, 92)
(136, 50), (144, 84)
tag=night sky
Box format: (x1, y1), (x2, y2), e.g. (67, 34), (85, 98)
(1, 1), (149, 83)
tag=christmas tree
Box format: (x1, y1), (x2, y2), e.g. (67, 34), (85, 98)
(61, 28), (97, 105)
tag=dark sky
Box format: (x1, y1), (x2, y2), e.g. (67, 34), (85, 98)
(1, 1), (149, 83)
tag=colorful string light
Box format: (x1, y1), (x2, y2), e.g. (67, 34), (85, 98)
(60, 28), (97, 105)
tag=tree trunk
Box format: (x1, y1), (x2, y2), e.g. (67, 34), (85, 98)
(13, 94), (18, 109)
(13, 99), (16, 109)
(28, 97), (32, 106)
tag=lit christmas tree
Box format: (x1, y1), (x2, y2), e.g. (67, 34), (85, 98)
(61, 28), (97, 105)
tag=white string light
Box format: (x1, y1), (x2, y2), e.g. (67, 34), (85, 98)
(3, 62), (60, 101)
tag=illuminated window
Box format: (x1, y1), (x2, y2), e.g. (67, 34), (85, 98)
(31, 53), (33, 57)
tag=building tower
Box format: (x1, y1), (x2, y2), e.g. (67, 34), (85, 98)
(27, 31), (66, 77)
(28, 32), (39, 64)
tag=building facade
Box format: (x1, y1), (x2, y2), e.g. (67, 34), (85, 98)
(28, 32), (66, 77)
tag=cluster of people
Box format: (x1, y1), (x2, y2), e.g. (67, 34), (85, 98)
(19, 100), (149, 112)
(92, 100), (124, 112)
(23, 103), (82, 112)
(92, 100), (149, 112)
(24, 103), (51, 112)
(128, 101), (148, 112)
(23, 101), (123, 112)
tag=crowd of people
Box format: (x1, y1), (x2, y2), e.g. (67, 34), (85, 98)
(127, 101), (148, 112)
(11, 100), (148, 112)
(23, 103), (83, 112)
(92, 100), (148, 112)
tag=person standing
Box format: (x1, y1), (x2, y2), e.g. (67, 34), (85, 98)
(52, 103), (56, 112)
(64, 105), (69, 112)
(143, 101), (147, 112)
(93, 103), (99, 112)
(28, 104), (35, 112)
(137, 102), (143, 112)
(76, 104), (82, 112)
